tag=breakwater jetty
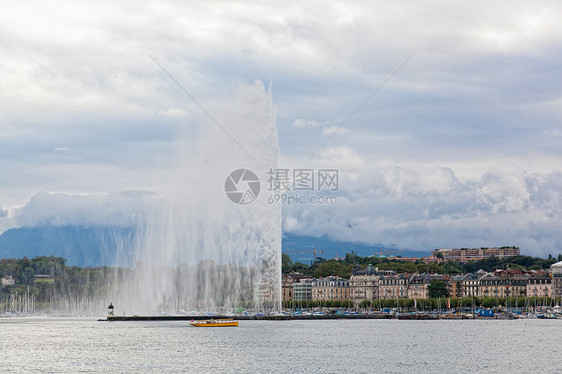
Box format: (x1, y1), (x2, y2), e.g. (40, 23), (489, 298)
(105, 313), (446, 321)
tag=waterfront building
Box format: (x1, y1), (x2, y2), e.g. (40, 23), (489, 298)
(378, 274), (407, 299)
(293, 279), (313, 302)
(461, 272), (484, 297)
(551, 261), (562, 298)
(258, 281), (274, 304)
(407, 274), (450, 299)
(284, 264), (561, 305)
(282, 276), (294, 302)
(285, 271), (312, 283)
(505, 276), (528, 298)
(282, 272), (312, 302)
(349, 264), (380, 306)
(476, 273), (528, 298)
(432, 247), (520, 262)
(526, 276), (552, 298)
(478, 274), (500, 298)
(407, 274), (429, 299)
(450, 275), (469, 298)
(312, 276), (350, 301)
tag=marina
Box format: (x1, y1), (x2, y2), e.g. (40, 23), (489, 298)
(104, 309), (560, 322)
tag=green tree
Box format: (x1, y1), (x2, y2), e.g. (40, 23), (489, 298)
(359, 299), (372, 308)
(442, 261), (462, 274)
(344, 250), (359, 265)
(291, 262), (310, 274)
(281, 253), (293, 274)
(427, 280), (449, 298)
(312, 261), (351, 279)
(480, 297), (495, 308)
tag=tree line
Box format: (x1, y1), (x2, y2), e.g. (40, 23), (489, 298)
(282, 252), (560, 278)
(0, 256), (120, 308)
(283, 296), (562, 311)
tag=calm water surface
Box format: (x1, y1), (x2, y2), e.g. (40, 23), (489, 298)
(1, 317), (560, 373)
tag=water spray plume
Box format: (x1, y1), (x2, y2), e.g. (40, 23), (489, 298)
(105, 81), (282, 315)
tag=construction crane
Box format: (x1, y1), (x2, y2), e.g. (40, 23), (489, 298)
(372, 249), (402, 258)
(283, 248), (325, 261)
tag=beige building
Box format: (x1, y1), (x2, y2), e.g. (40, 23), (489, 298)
(433, 247), (520, 262)
(258, 281), (274, 304)
(350, 264), (379, 305)
(461, 271), (556, 299)
(474, 273), (528, 298)
(505, 276), (528, 298)
(379, 274), (408, 299)
(282, 276), (294, 302)
(407, 274), (449, 299)
(551, 261), (562, 298)
(408, 275), (429, 299)
(312, 276), (350, 301)
(526, 276), (552, 298)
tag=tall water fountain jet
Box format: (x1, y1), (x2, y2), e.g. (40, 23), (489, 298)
(108, 81), (282, 314)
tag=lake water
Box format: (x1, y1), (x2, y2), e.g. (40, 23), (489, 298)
(0, 317), (560, 373)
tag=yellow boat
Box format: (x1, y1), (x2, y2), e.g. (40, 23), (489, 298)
(190, 319), (239, 327)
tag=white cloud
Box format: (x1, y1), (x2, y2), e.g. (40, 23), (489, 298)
(293, 118), (323, 128)
(314, 146), (365, 176)
(13, 191), (157, 228)
(158, 107), (189, 118)
(1, 0), (562, 259)
(283, 159), (562, 257)
(292, 119), (349, 138)
(321, 125), (348, 136)
(283, 215), (300, 232)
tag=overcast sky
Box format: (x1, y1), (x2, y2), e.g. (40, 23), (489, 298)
(1, 1), (562, 256)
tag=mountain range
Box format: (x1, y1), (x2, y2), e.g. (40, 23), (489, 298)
(0, 225), (428, 267)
